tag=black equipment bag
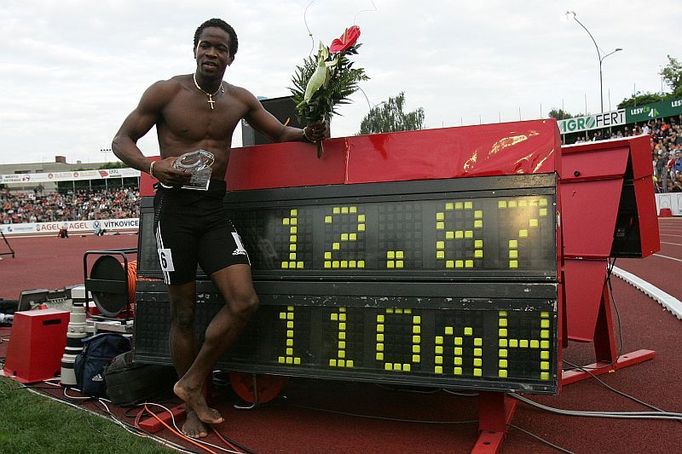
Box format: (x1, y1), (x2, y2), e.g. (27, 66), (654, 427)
(74, 333), (132, 397)
(104, 350), (177, 407)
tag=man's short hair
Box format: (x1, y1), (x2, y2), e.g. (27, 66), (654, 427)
(194, 18), (238, 57)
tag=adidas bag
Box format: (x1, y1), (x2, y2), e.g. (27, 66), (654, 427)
(105, 350), (177, 406)
(74, 333), (132, 397)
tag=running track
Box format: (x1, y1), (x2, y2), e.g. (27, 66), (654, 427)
(1, 219), (681, 453)
(2, 220), (680, 321)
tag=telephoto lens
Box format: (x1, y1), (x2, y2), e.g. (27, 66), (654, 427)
(60, 287), (91, 387)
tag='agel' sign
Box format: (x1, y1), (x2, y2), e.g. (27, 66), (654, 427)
(135, 173), (560, 394)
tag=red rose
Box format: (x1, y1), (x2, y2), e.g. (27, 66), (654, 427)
(329, 25), (361, 53)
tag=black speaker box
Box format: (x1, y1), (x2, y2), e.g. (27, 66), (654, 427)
(241, 96), (302, 146)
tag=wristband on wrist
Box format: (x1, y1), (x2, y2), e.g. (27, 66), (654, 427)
(149, 160), (156, 178)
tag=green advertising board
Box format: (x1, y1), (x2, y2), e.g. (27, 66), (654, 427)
(625, 97), (682, 123)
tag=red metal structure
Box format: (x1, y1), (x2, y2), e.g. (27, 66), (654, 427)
(559, 136), (660, 384)
(141, 121), (560, 197)
(136, 125), (660, 453)
(227, 121), (560, 190)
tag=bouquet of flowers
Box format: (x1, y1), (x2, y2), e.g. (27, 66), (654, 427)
(290, 25), (369, 157)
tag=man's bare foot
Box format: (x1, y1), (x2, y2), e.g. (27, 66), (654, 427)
(182, 409), (208, 438)
(174, 381), (224, 424)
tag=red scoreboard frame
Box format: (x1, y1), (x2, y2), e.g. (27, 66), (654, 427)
(135, 120), (564, 394)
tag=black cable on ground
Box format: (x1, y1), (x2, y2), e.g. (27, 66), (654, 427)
(285, 402), (477, 425)
(606, 257), (625, 356)
(511, 393), (682, 420)
(562, 359), (682, 426)
(510, 424), (575, 454)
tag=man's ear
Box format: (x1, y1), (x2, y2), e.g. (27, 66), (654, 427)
(227, 55), (235, 66)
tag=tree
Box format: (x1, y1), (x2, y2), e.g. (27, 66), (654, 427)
(660, 55), (682, 97)
(547, 109), (573, 120)
(617, 91), (664, 109)
(359, 92), (425, 134)
(100, 161), (127, 169)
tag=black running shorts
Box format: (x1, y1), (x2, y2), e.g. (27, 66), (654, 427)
(153, 180), (250, 285)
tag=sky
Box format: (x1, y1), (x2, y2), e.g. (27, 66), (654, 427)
(1, 0), (680, 165)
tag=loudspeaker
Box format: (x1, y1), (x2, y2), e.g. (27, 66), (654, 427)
(241, 96), (303, 146)
(17, 289), (50, 312)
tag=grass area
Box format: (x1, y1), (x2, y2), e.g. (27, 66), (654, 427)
(0, 377), (174, 453)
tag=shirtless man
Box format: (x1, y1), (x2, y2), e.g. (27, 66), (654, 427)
(112, 18), (326, 438)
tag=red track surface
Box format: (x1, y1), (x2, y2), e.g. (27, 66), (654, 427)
(1, 221), (681, 453)
(0, 234), (138, 300)
(618, 218), (682, 296)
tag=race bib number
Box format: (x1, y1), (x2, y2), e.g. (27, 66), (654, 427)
(157, 248), (175, 272)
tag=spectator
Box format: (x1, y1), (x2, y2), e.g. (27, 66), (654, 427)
(58, 222), (69, 238)
(672, 174), (682, 192)
(656, 152), (668, 191)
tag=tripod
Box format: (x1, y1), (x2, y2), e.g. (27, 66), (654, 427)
(0, 230), (15, 259)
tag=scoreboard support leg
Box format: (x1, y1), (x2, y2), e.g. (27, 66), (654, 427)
(472, 392), (517, 454)
(230, 372), (287, 408)
(562, 285), (655, 385)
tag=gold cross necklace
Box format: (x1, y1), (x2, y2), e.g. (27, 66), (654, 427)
(192, 73), (224, 110)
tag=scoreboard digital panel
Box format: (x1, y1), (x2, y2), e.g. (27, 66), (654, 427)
(134, 173), (560, 393)
(138, 174), (558, 281)
(227, 175), (557, 281)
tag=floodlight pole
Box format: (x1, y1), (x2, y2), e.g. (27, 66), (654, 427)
(566, 11), (622, 113)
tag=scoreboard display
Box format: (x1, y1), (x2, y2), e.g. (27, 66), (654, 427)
(227, 176), (556, 280)
(134, 173), (560, 394)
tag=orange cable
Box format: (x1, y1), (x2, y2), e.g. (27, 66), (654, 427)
(126, 260), (137, 315)
(142, 404), (218, 454)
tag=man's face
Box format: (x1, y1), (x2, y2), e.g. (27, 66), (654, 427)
(195, 27), (234, 77)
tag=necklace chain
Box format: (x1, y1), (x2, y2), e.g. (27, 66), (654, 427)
(192, 73), (224, 110)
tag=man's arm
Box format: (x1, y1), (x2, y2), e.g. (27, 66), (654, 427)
(241, 89), (327, 143)
(111, 81), (189, 186)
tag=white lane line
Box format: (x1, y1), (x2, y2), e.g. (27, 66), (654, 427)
(660, 234), (682, 238)
(653, 254), (682, 263)
(611, 266), (682, 320)
(661, 241), (682, 246)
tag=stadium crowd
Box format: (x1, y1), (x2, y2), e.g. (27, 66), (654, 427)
(649, 117), (682, 193)
(0, 187), (140, 224)
(574, 115), (682, 193)
(2, 116), (681, 226)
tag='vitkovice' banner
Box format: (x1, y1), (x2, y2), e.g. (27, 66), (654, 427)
(0, 218), (139, 236)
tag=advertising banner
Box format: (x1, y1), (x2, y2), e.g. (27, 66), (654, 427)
(0, 168), (140, 184)
(557, 110), (626, 134)
(0, 218), (139, 236)
(625, 97), (682, 124)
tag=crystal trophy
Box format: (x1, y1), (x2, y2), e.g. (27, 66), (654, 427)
(172, 149), (214, 190)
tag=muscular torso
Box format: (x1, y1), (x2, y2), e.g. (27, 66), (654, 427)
(157, 75), (250, 180)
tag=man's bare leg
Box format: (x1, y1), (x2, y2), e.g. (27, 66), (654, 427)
(168, 281), (208, 438)
(174, 264), (259, 425)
